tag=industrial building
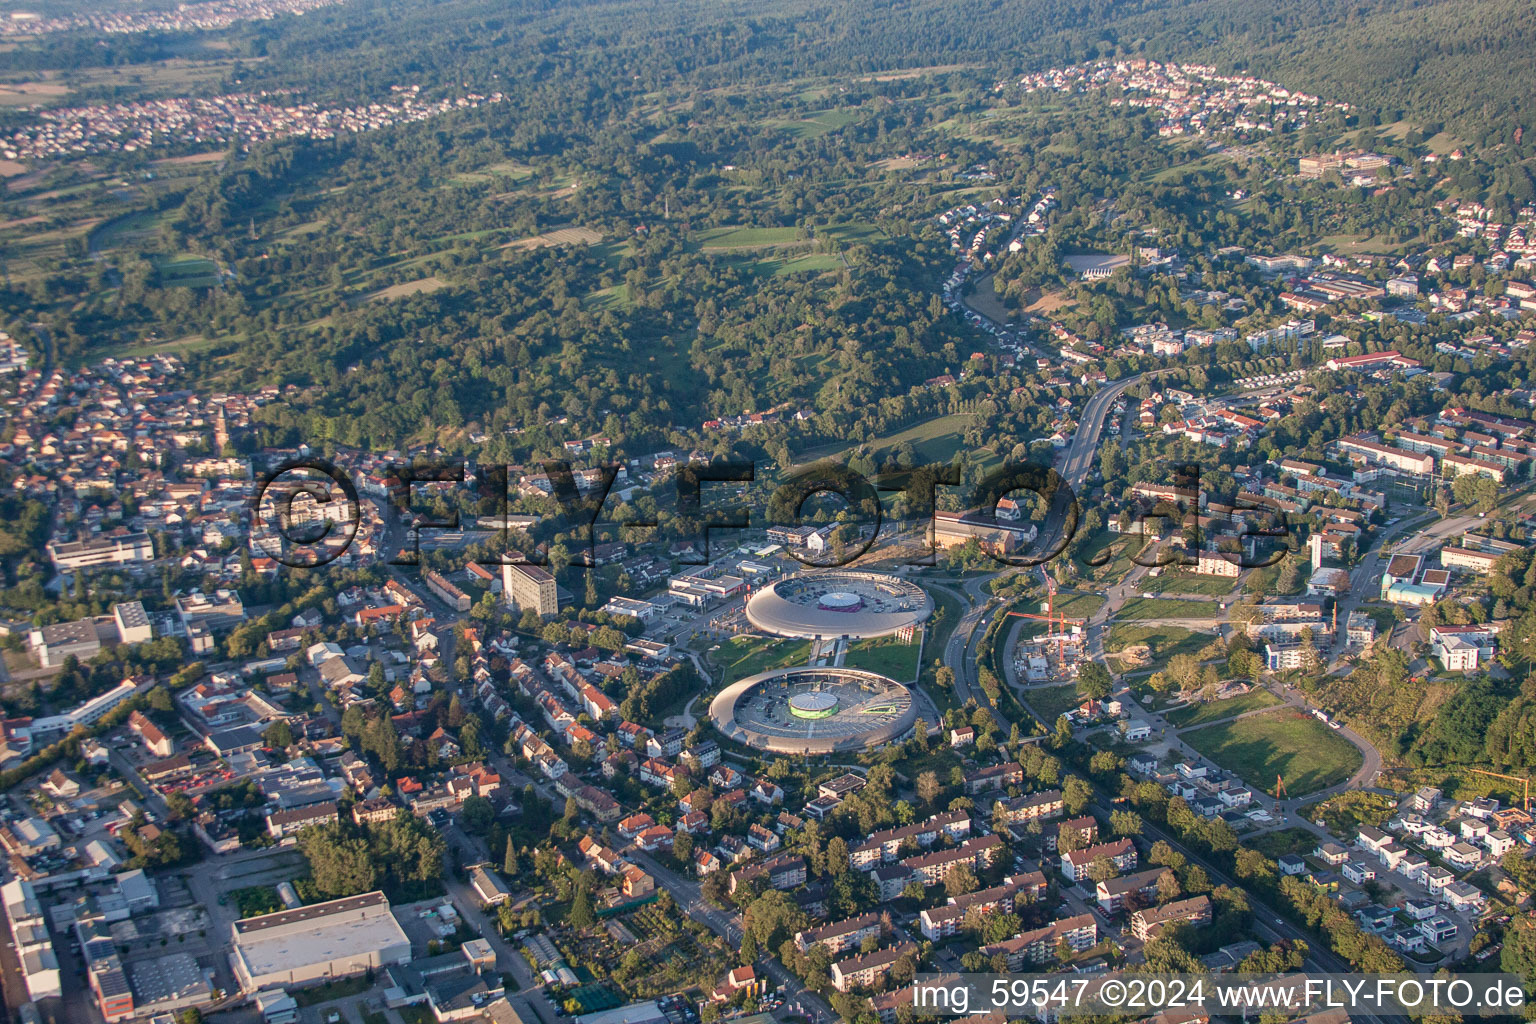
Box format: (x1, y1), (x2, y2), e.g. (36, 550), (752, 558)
(230, 891), (412, 992)
(1, 878), (60, 1001)
(46, 530), (154, 571)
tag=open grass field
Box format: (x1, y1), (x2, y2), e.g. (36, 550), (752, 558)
(776, 108), (862, 138)
(723, 249), (843, 278)
(449, 160), (536, 186)
(1049, 592), (1105, 620)
(842, 633), (923, 682)
(1163, 688), (1281, 727)
(1021, 682), (1081, 724)
(1182, 709), (1363, 796)
(0, 80), (69, 107)
(1149, 572), (1241, 597)
(584, 283), (633, 310)
(153, 254), (219, 287)
(696, 225), (802, 248)
(1246, 827), (1319, 859)
(1116, 597), (1224, 621)
(1070, 529), (1138, 584)
(710, 634), (812, 684)
(504, 226), (602, 250)
(357, 276), (449, 303)
(794, 411), (993, 471)
(1104, 623), (1208, 656)
(916, 586), (965, 717)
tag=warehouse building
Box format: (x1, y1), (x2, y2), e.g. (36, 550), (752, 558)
(1, 878), (59, 1001)
(231, 891), (411, 992)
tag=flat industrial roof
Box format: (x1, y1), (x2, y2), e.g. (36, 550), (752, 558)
(233, 898), (410, 980)
(130, 952), (209, 1005)
(235, 891), (388, 935)
(114, 600), (151, 628)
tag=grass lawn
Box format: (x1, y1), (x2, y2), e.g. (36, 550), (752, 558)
(778, 108), (863, 138)
(1246, 827), (1319, 859)
(152, 253), (219, 286)
(795, 411), (975, 466)
(725, 250), (843, 277)
(711, 635), (812, 684)
(1163, 689), (1282, 727)
(696, 225), (802, 248)
(917, 587), (965, 717)
(584, 282), (633, 310)
(293, 976), (372, 1007)
(1050, 592), (1105, 620)
(1149, 572), (1240, 597)
(1021, 683), (1081, 724)
(1104, 624), (1208, 662)
(1300, 790), (1398, 833)
(1070, 530), (1147, 587)
(1116, 597), (1224, 621)
(842, 634), (922, 682)
(1182, 710), (1363, 796)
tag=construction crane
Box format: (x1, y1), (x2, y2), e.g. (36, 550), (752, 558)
(1469, 767), (1531, 812)
(1274, 775), (1289, 801)
(1006, 577), (1086, 660)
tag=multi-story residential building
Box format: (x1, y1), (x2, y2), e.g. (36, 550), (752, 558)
(1096, 868), (1172, 913)
(899, 835), (1002, 886)
(981, 914), (1097, 969)
(265, 802), (337, 838)
(849, 811), (972, 870)
(991, 790), (1064, 826)
(963, 762), (1024, 795)
(728, 853), (806, 894)
(795, 912), (883, 956)
(830, 942), (917, 993)
(502, 562), (559, 617)
(1130, 895), (1212, 940)
(918, 875), (1043, 940)
(1060, 838), (1136, 883)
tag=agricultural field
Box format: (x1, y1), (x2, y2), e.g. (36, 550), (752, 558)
(1182, 710), (1363, 796)
(505, 226), (604, 250)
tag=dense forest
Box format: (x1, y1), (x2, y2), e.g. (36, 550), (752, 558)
(2, 0), (1535, 463)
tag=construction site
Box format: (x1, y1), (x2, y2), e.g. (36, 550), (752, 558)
(1009, 579), (1087, 683)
